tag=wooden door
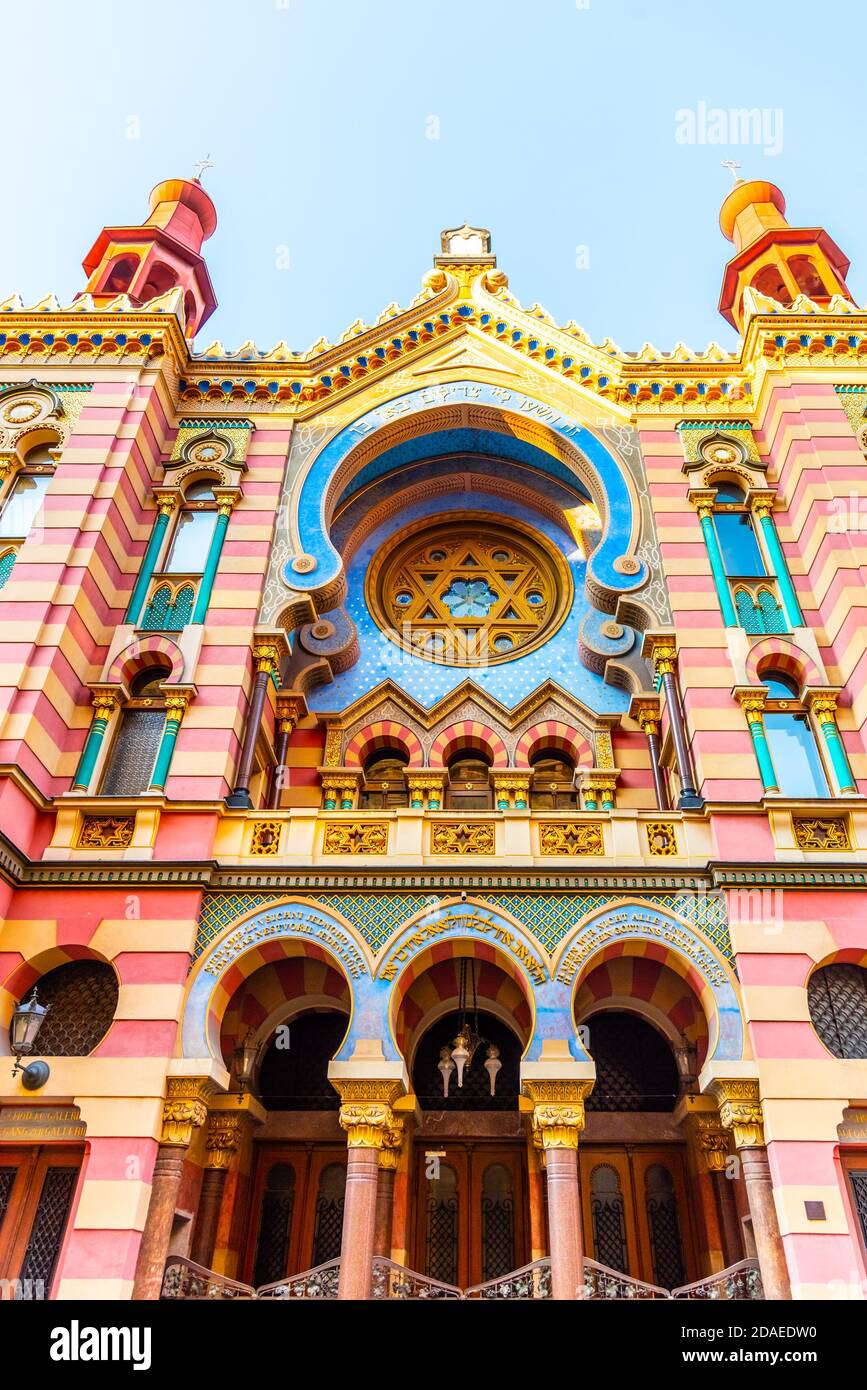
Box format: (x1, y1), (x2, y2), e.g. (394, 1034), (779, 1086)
(580, 1145), (694, 1289)
(413, 1143), (527, 1288)
(244, 1144), (347, 1287)
(0, 1147), (81, 1299)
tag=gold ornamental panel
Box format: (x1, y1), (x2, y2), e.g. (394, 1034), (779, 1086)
(538, 821), (605, 856)
(430, 821), (496, 855)
(792, 816), (850, 851)
(365, 512), (573, 667)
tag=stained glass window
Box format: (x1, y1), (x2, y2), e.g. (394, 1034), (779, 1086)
(366, 515), (572, 666)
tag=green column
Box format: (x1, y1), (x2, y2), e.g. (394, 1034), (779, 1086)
(72, 695), (118, 790)
(699, 511), (738, 627)
(126, 505), (172, 625)
(757, 509), (803, 628)
(191, 506), (231, 624)
(812, 701), (856, 794)
(601, 792), (616, 810)
(744, 707), (778, 793)
(149, 695), (188, 791)
(583, 794), (598, 811)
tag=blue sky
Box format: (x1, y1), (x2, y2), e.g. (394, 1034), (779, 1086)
(5, 0), (865, 355)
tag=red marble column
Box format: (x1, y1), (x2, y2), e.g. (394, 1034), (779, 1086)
(132, 1145), (187, 1300)
(132, 1078), (209, 1300)
(544, 1146), (583, 1300)
(525, 1080), (590, 1300)
(338, 1146), (381, 1299)
(190, 1166), (227, 1269)
(335, 1086), (402, 1300)
(740, 1146), (791, 1300)
(712, 1080), (791, 1300)
(373, 1163), (397, 1259)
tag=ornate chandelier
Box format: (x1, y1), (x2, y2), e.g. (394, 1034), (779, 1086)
(437, 958), (501, 1098)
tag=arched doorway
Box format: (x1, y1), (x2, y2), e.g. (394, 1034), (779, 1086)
(398, 952), (533, 1288)
(575, 956), (711, 1289)
(215, 956), (352, 1286)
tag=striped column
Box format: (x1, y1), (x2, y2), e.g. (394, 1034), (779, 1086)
(149, 689), (193, 793)
(805, 690), (857, 794)
(690, 489), (738, 627)
(751, 492), (804, 629)
(734, 688), (779, 794)
(125, 493), (177, 626)
(72, 689), (122, 791)
(191, 490), (238, 625)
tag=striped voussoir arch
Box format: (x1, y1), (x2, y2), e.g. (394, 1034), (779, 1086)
(575, 955), (709, 1067)
(514, 720), (592, 768)
(573, 937), (717, 1028)
(106, 634), (186, 687)
(429, 720), (509, 768)
(219, 955), (350, 1062)
(744, 636), (823, 692)
(344, 720), (424, 767)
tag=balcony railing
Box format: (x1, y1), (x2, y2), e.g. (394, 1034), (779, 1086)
(161, 1254), (763, 1301)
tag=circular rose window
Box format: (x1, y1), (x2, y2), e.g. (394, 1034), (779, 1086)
(365, 513), (573, 665)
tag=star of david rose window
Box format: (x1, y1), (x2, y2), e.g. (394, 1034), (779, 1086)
(365, 513), (573, 666)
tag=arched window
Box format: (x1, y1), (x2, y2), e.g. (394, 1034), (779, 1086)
(256, 1011), (347, 1110)
(102, 254), (139, 295)
(530, 752), (577, 810)
(423, 1161), (459, 1286)
(751, 264), (793, 307)
(360, 749), (408, 808)
(14, 960), (118, 1055)
(412, 1010), (520, 1112)
(712, 482), (766, 577)
(788, 255), (827, 300)
(807, 963), (867, 1059)
(164, 481), (218, 574)
(445, 752), (492, 810)
(761, 669), (830, 798)
(583, 1012), (679, 1112)
(139, 261), (178, 301)
(481, 1163), (516, 1282)
(0, 472), (50, 540)
(99, 666), (171, 795)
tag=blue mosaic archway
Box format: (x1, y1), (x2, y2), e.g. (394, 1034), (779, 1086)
(285, 381), (647, 604)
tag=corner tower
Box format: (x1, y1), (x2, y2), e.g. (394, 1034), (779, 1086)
(80, 175), (218, 337)
(718, 177), (854, 329)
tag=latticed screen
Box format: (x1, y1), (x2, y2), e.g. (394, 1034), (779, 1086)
(412, 1012), (520, 1112)
(425, 1164), (459, 1285)
(0, 1167), (16, 1229)
(310, 1164), (345, 1266)
(252, 1163), (295, 1287)
(807, 964), (867, 1059)
(481, 1164), (515, 1282)
(590, 1163), (629, 1273)
(583, 1012), (679, 1112)
(21, 961), (118, 1055)
(257, 1012), (347, 1110)
(100, 709), (165, 795)
(17, 1167), (78, 1296)
(850, 1171), (867, 1253)
(645, 1164), (686, 1290)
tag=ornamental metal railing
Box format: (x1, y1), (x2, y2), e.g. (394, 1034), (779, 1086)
(465, 1258), (553, 1299)
(671, 1259), (763, 1300)
(256, 1258), (341, 1299)
(371, 1257), (462, 1299)
(160, 1256), (255, 1299)
(161, 1253), (764, 1301)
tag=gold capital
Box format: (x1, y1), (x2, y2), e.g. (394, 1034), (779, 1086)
(524, 1079), (593, 1151)
(710, 1079), (765, 1149)
(204, 1110), (244, 1170)
(160, 1077), (212, 1147)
